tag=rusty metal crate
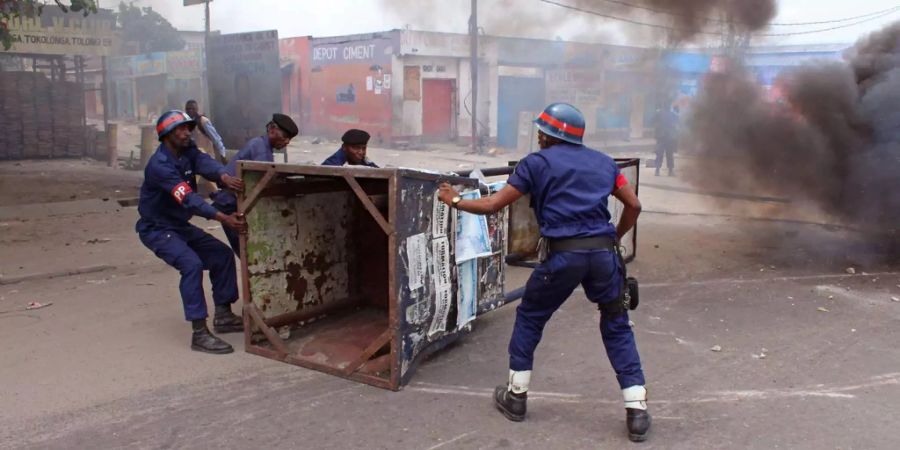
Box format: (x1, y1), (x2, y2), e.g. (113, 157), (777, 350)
(236, 162), (521, 390)
(236, 159), (639, 391)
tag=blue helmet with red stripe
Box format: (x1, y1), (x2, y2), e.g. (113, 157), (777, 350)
(156, 110), (195, 141)
(534, 103), (585, 145)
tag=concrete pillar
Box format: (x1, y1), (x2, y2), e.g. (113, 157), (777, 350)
(106, 123), (118, 168)
(140, 125), (156, 169)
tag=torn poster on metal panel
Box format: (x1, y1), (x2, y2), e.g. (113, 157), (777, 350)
(457, 259), (477, 328)
(406, 233), (428, 291)
(455, 189), (492, 263)
(431, 236), (452, 289)
(428, 286), (452, 336)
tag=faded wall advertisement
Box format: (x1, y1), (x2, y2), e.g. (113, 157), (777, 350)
(207, 30), (282, 149)
(545, 68), (604, 132)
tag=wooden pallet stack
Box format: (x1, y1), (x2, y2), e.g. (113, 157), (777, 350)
(19, 73), (40, 159)
(0, 71), (87, 161)
(49, 80), (69, 158)
(1, 72), (25, 160)
(64, 81), (85, 157)
(0, 74), (7, 160)
(34, 74), (54, 158)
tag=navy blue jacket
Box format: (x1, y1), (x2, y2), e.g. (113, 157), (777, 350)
(210, 136), (274, 208)
(322, 148), (379, 168)
(136, 143), (225, 233)
(507, 143), (626, 240)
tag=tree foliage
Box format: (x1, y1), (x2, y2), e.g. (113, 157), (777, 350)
(116, 1), (184, 54)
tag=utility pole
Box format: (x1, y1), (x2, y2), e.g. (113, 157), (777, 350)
(203, 0), (211, 114)
(469, 0), (479, 154)
(204, 0), (210, 37)
(184, 1), (213, 110)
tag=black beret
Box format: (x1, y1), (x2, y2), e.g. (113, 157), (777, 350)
(341, 129), (370, 145)
(272, 113), (299, 138)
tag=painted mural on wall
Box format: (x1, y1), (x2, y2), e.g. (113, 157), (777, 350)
(207, 30), (282, 149)
(336, 84), (356, 104)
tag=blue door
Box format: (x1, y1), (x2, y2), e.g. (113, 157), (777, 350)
(498, 76), (546, 148)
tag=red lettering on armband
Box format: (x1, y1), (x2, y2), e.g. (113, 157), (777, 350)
(171, 182), (192, 204)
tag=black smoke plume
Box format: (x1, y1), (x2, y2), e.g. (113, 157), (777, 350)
(381, 0), (776, 43)
(685, 22), (900, 237)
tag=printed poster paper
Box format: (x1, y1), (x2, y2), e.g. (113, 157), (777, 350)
(406, 233), (428, 291)
(428, 286), (452, 336)
(457, 259), (477, 328)
(431, 236), (452, 289)
(432, 194), (450, 237)
(455, 190), (492, 263)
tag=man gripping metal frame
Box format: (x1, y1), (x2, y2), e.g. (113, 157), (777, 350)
(211, 113), (298, 256)
(136, 110), (247, 355)
(437, 103), (650, 442)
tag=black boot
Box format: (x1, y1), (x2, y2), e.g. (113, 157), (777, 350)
(191, 321), (234, 354)
(493, 386), (527, 422)
(213, 305), (244, 334)
(626, 408), (651, 442)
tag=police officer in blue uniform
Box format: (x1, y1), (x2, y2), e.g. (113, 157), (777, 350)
(211, 113), (299, 256)
(322, 129), (379, 167)
(137, 110), (248, 355)
(438, 103), (650, 442)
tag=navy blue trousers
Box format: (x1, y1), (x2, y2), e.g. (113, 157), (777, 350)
(211, 200), (240, 257)
(139, 225), (239, 321)
(509, 249), (646, 389)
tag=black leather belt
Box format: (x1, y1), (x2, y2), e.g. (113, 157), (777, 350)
(548, 236), (616, 253)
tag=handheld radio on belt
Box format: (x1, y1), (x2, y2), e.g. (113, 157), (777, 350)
(616, 244), (640, 311)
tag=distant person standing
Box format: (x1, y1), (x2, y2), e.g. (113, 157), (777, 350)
(185, 100), (228, 195)
(654, 106), (679, 177)
(185, 100), (227, 164)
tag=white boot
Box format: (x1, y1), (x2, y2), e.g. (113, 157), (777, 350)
(508, 369), (532, 394)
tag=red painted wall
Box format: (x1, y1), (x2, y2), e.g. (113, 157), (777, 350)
(307, 32), (398, 143)
(279, 36), (311, 131)
(308, 65), (393, 144)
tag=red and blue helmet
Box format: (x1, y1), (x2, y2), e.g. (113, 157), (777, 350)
(156, 110), (195, 141)
(534, 103), (585, 145)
